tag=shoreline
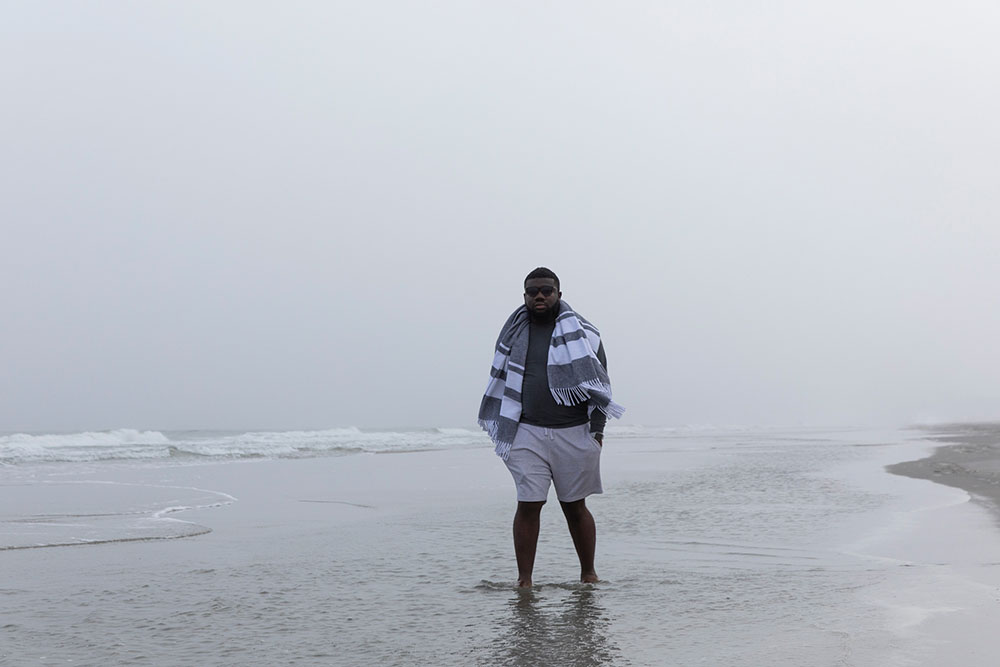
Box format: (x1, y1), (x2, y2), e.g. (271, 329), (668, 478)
(5, 426), (1000, 665)
(887, 423), (1000, 523)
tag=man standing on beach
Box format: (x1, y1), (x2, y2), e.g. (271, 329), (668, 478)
(479, 267), (624, 587)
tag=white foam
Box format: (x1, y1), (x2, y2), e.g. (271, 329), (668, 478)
(0, 429), (173, 464)
(0, 427), (493, 465)
(0, 480), (237, 550)
(1, 424), (826, 466)
(0, 428), (170, 448)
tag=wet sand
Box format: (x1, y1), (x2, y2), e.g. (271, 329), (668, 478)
(888, 423), (1000, 520)
(879, 422), (1000, 666)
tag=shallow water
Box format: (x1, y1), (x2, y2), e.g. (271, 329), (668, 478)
(1, 426), (994, 665)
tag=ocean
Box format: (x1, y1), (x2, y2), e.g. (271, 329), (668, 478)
(2, 425), (999, 665)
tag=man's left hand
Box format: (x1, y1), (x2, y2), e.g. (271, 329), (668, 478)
(594, 433), (604, 446)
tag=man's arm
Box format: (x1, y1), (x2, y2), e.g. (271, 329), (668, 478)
(591, 342), (608, 444)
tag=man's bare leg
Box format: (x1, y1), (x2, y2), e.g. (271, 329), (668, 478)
(560, 498), (598, 583)
(513, 501), (545, 587)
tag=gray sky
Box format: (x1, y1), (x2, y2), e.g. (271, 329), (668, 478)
(3, 2), (999, 431)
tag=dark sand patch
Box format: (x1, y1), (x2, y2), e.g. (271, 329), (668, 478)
(888, 423), (1000, 521)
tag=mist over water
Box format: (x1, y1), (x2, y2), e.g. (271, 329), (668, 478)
(3, 2), (1000, 433)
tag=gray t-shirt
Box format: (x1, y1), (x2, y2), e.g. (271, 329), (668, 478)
(519, 318), (608, 434)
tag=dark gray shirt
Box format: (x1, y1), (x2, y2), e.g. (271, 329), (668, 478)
(519, 319), (608, 434)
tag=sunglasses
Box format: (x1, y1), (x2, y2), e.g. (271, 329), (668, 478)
(524, 286), (557, 297)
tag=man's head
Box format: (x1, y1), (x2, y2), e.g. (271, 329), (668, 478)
(524, 267), (561, 320)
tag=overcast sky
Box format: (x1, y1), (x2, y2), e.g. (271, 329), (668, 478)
(2, 2), (999, 432)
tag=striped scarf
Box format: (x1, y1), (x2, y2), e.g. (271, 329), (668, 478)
(478, 300), (624, 459)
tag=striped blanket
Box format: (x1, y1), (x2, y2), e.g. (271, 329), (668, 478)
(478, 300), (624, 459)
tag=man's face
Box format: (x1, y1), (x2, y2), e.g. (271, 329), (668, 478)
(524, 277), (561, 318)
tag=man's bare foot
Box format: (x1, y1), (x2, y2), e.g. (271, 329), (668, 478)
(517, 578), (532, 588)
(581, 572), (599, 584)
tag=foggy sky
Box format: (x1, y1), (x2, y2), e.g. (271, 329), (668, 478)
(3, 2), (999, 432)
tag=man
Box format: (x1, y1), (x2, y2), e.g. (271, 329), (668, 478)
(479, 267), (624, 587)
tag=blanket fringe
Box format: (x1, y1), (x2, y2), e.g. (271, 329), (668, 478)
(478, 419), (514, 460)
(478, 418), (498, 441)
(550, 381), (615, 407)
(599, 400), (626, 419)
(493, 439), (513, 461)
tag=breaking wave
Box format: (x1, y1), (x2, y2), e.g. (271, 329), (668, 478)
(0, 424), (734, 466)
(0, 427), (492, 465)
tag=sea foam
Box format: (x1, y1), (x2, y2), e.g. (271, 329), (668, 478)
(0, 424), (724, 466)
(0, 427), (492, 465)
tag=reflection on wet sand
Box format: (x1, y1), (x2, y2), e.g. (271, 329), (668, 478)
(483, 585), (623, 666)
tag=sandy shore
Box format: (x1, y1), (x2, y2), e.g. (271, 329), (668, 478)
(887, 423), (1000, 520)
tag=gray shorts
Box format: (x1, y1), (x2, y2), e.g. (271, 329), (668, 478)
(504, 423), (603, 503)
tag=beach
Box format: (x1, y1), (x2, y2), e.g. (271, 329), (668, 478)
(3, 425), (1000, 666)
(888, 423), (1000, 521)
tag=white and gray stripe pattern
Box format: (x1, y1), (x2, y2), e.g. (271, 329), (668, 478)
(478, 300), (624, 459)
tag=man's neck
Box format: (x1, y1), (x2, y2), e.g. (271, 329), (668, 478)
(528, 307), (558, 325)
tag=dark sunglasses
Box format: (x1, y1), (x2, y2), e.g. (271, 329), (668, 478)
(524, 286), (557, 297)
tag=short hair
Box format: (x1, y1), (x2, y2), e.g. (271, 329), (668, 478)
(524, 267), (560, 289)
